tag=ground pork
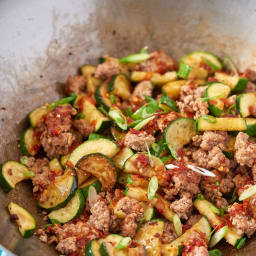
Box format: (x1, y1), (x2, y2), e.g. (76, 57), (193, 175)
(109, 213), (121, 233)
(235, 132), (256, 167)
(161, 222), (177, 244)
(252, 165), (256, 181)
(88, 199), (110, 233)
(187, 246), (209, 256)
(65, 75), (86, 95)
(187, 215), (201, 227)
(228, 203), (256, 237)
(135, 50), (175, 73)
(219, 177), (234, 194)
(73, 119), (94, 137)
(248, 195), (256, 219)
(203, 185), (228, 208)
(56, 237), (77, 255)
(184, 231), (208, 256)
(177, 85), (208, 118)
(233, 173), (251, 190)
(121, 213), (138, 238)
(171, 192), (192, 220)
(123, 130), (155, 151)
(130, 81), (153, 102)
(157, 112), (177, 132)
(94, 57), (119, 79)
(35, 228), (48, 243)
(244, 68), (256, 82)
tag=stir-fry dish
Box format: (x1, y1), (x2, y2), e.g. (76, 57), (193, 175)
(3, 48), (256, 256)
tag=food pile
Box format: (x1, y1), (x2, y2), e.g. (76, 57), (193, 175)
(2, 49), (256, 256)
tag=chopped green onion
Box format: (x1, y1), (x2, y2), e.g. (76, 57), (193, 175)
(74, 113), (85, 120)
(236, 237), (246, 249)
(138, 218), (144, 228)
(178, 62), (191, 79)
(218, 207), (227, 217)
(24, 170), (35, 178)
(140, 46), (148, 54)
(209, 204), (220, 215)
(202, 114), (217, 123)
(124, 107), (133, 117)
(126, 174), (133, 184)
(44, 223), (52, 228)
(109, 107), (127, 130)
(239, 184), (256, 201)
(151, 142), (160, 154)
(145, 142), (154, 167)
(20, 156), (29, 166)
(173, 214), (183, 236)
(215, 181), (220, 186)
(110, 94), (117, 104)
(133, 116), (155, 130)
(119, 47), (150, 63)
(228, 189), (237, 204)
(147, 176), (158, 200)
(209, 249), (223, 256)
(115, 237), (131, 249)
(170, 147), (179, 160)
(160, 93), (178, 112)
(224, 56), (238, 76)
(209, 226), (228, 248)
(196, 193), (205, 200)
(49, 94), (77, 110)
(88, 133), (109, 140)
(177, 245), (184, 256)
(160, 155), (172, 163)
(123, 187), (129, 195)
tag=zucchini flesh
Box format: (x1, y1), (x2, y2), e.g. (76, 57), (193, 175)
(49, 158), (63, 175)
(112, 147), (134, 169)
(214, 72), (248, 92)
(8, 202), (36, 238)
(0, 161), (33, 193)
(123, 153), (167, 186)
(178, 62), (208, 80)
(111, 126), (126, 142)
(141, 202), (155, 221)
(85, 240), (101, 256)
(39, 169), (77, 210)
(135, 220), (164, 256)
(68, 138), (120, 166)
(48, 189), (85, 223)
(60, 154), (70, 168)
(108, 74), (131, 100)
(236, 93), (256, 118)
(162, 80), (187, 99)
(95, 83), (112, 111)
(130, 71), (177, 85)
(118, 173), (149, 188)
(79, 177), (102, 198)
(194, 199), (243, 246)
(196, 117), (247, 131)
(162, 217), (211, 256)
(206, 83), (231, 117)
(245, 118), (256, 136)
(76, 153), (117, 189)
(29, 105), (49, 127)
(20, 127), (41, 156)
(164, 118), (196, 151)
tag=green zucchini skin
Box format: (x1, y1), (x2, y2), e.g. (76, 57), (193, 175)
(95, 84), (112, 111)
(85, 240), (101, 256)
(80, 179), (102, 198)
(0, 164), (13, 193)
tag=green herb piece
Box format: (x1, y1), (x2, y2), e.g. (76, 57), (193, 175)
(218, 207), (227, 217)
(20, 156), (29, 166)
(170, 147), (179, 160)
(88, 133), (109, 140)
(123, 187), (129, 195)
(110, 94), (117, 104)
(215, 181), (220, 186)
(126, 174), (133, 184)
(160, 93), (178, 112)
(160, 155), (172, 163)
(236, 237), (246, 249)
(109, 107), (127, 130)
(124, 107), (133, 117)
(228, 189), (237, 204)
(197, 193), (205, 200)
(209, 249), (223, 256)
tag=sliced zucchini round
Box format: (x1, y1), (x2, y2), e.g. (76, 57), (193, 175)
(85, 240), (101, 256)
(205, 82), (231, 117)
(29, 105), (49, 127)
(39, 169), (77, 210)
(107, 74), (131, 100)
(123, 153), (167, 185)
(245, 118), (256, 136)
(111, 126), (126, 142)
(112, 147), (134, 170)
(76, 153), (117, 189)
(48, 189), (85, 224)
(180, 51), (223, 71)
(68, 138), (120, 166)
(20, 128), (41, 156)
(141, 202), (155, 222)
(8, 202), (36, 238)
(95, 83), (112, 111)
(49, 158), (63, 175)
(79, 177), (102, 198)
(236, 93), (256, 118)
(164, 118), (196, 152)
(109, 107), (128, 130)
(0, 161), (34, 193)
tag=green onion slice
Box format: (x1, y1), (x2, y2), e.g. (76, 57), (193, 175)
(133, 116), (155, 130)
(147, 176), (158, 200)
(173, 214), (183, 236)
(109, 107), (127, 130)
(239, 184), (256, 201)
(209, 249), (223, 256)
(119, 47), (150, 63)
(126, 174), (133, 184)
(115, 237), (131, 249)
(209, 226), (228, 248)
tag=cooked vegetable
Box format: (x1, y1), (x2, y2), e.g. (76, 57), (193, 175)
(141, 202), (155, 221)
(160, 93), (178, 112)
(79, 177), (102, 198)
(112, 147), (134, 169)
(245, 118), (256, 136)
(49, 94), (77, 110)
(119, 48), (150, 63)
(0, 161), (34, 193)
(178, 62), (208, 80)
(118, 173), (149, 188)
(8, 202), (36, 238)
(48, 189), (85, 223)
(209, 226), (228, 248)
(147, 176), (158, 200)
(95, 82), (113, 111)
(29, 105), (49, 127)
(108, 74), (131, 100)
(60, 154), (70, 168)
(76, 153), (117, 189)
(162, 80), (187, 99)
(49, 158), (63, 175)
(239, 184), (256, 201)
(85, 240), (101, 256)
(173, 214), (182, 236)
(236, 93), (256, 117)
(109, 107), (127, 130)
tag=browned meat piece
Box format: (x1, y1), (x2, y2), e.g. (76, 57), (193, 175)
(65, 75), (86, 95)
(235, 132), (256, 167)
(88, 199), (110, 233)
(56, 237), (77, 255)
(35, 228), (48, 243)
(204, 185), (228, 208)
(157, 112), (177, 132)
(186, 246), (209, 256)
(94, 58), (119, 79)
(109, 214), (121, 233)
(187, 214), (201, 226)
(121, 213), (138, 238)
(248, 195), (256, 219)
(123, 130), (155, 151)
(228, 203), (256, 237)
(73, 119), (94, 137)
(219, 177), (234, 194)
(135, 51), (175, 73)
(233, 173), (251, 190)
(171, 192), (192, 219)
(161, 221), (177, 244)
(177, 85), (208, 118)
(130, 81), (153, 103)
(244, 68), (256, 82)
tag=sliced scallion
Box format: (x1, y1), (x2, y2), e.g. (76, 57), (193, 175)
(239, 184), (256, 201)
(147, 176), (158, 200)
(109, 107), (127, 130)
(133, 116), (155, 130)
(173, 214), (183, 236)
(119, 47), (150, 63)
(209, 226), (228, 248)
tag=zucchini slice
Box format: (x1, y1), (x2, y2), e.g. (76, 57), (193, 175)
(214, 72), (248, 93)
(29, 105), (49, 127)
(49, 158), (63, 175)
(68, 138), (120, 166)
(135, 220), (164, 256)
(205, 83), (231, 117)
(112, 147), (134, 169)
(74, 96), (111, 133)
(196, 117), (247, 131)
(123, 153), (167, 185)
(95, 83), (112, 111)
(130, 71), (177, 85)
(39, 169), (77, 210)
(108, 74), (131, 100)
(162, 217), (211, 256)
(20, 128), (41, 156)
(48, 189), (85, 224)
(60, 154), (70, 168)
(245, 118), (256, 136)
(177, 62), (208, 80)
(76, 153), (117, 189)
(180, 51), (223, 71)
(0, 161), (34, 193)
(164, 118), (196, 152)
(109, 107), (128, 130)
(80, 64), (97, 76)
(194, 199), (243, 246)
(79, 177), (102, 198)
(85, 240), (101, 256)
(111, 126), (126, 142)
(8, 202), (36, 238)
(141, 202), (156, 221)
(236, 93), (256, 117)
(118, 173), (149, 188)
(162, 80), (187, 99)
